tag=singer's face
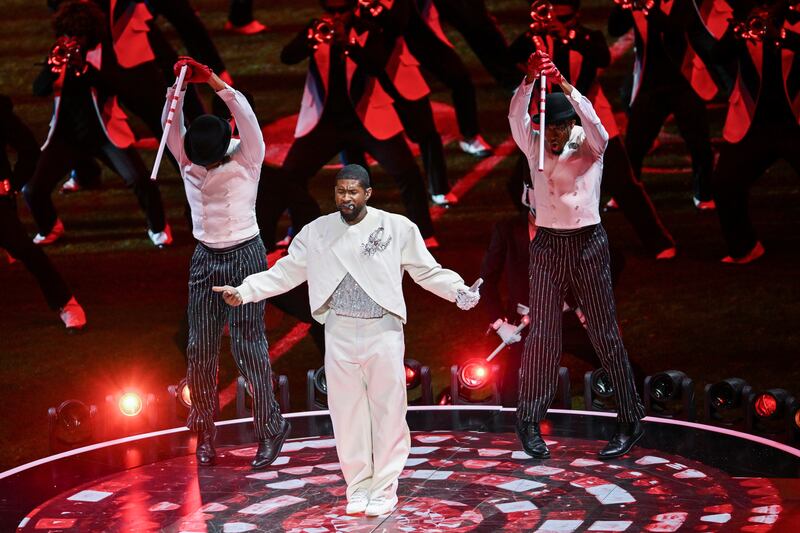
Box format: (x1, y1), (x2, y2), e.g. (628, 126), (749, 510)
(335, 179), (371, 222)
(545, 120), (575, 154)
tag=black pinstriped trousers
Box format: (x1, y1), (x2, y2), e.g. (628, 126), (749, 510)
(186, 236), (284, 440)
(518, 224), (645, 424)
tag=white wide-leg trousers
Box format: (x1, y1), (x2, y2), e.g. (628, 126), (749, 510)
(324, 312), (411, 501)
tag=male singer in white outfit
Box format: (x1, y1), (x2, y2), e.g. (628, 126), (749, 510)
(510, 51), (645, 461)
(214, 164), (480, 516)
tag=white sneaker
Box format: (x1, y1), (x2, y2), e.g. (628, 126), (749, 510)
(459, 135), (492, 157)
(59, 296), (86, 331)
(33, 219), (65, 245)
(431, 192), (459, 207)
(604, 198), (619, 211)
(693, 196), (716, 210)
(345, 488), (369, 514)
(60, 175), (80, 194)
(365, 495), (398, 516)
(148, 224), (173, 247)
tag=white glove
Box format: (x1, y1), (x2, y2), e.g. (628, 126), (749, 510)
(495, 319), (522, 345)
(455, 278), (482, 311)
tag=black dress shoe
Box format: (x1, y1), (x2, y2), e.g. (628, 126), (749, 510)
(196, 427), (216, 466)
(598, 420), (644, 459)
(515, 421), (550, 459)
(251, 418), (291, 470)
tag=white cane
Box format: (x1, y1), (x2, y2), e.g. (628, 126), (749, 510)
(150, 64), (188, 181)
(538, 71), (546, 171)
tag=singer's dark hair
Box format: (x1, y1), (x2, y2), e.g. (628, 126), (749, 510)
(336, 164), (371, 190)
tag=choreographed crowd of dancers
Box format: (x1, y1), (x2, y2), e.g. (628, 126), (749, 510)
(2, 0), (798, 517)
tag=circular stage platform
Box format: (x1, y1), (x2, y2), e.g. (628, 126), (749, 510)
(2, 408), (799, 532)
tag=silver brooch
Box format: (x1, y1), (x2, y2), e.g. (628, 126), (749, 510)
(361, 226), (392, 256)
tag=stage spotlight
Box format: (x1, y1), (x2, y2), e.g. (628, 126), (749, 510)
(166, 379), (192, 423)
(47, 400), (97, 452)
(584, 368), (616, 412)
(450, 358), (500, 405)
(405, 360), (420, 389)
(458, 358), (490, 390)
(236, 374), (291, 418)
(170, 379), (192, 408)
(746, 388), (796, 440)
(754, 391), (781, 419)
(405, 358), (434, 405)
(704, 378), (751, 426)
(103, 391), (158, 439)
(119, 392), (143, 417)
(792, 403), (800, 444)
(306, 366), (328, 410)
(644, 370), (695, 420)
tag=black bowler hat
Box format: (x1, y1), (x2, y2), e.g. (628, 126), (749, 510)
(184, 114), (232, 167)
(533, 92), (578, 125)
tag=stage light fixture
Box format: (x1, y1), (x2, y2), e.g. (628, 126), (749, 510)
(703, 378), (751, 426)
(177, 379), (192, 408)
(103, 391), (158, 439)
(644, 370), (695, 420)
(754, 392), (780, 419)
(237, 374), (291, 418)
(450, 358), (500, 405)
(405, 358), (434, 405)
(119, 392), (143, 417)
(166, 379), (192, 423)
(584, 368), (616, 412)
(746, 388), (796, 440)
(458, 358), (490, 390)
(47, 400), (97, 452)
(307, 366), (328, 410)
(405, 360), (420, 389)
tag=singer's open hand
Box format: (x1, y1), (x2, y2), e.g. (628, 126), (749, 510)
(212, 285), (243, 306)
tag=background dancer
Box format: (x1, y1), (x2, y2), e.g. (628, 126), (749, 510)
(509, 51), (645, 460)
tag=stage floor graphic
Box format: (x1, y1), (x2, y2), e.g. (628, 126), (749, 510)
(3, 409), (800, 532)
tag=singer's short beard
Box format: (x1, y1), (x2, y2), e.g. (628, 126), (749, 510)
(339, 203), (363, 222)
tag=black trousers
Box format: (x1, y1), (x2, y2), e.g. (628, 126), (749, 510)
(518, 225), (645, 424)
(511, 136), (674, 253)
(22, 135), (166, 235)
(408, 16), (481, 138)
(604, 136), (674, 253)
(712, 120), (800, 258)
(260, 115), (435, 246)
(186, 236), (284, 440)
(344, 96), (449, 196)
(0, 197), (72, 310)
(228, 0), (255, 26)
(625, 77), (714, 201)
(432, 0), (519, 90)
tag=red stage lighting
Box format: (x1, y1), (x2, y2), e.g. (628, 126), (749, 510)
(118, 392), (143, 417)
(458, 359), (490, 390)
(794, 406), (800, 429)
(404, 359), (423, 390)
(754, 393), (779, 419)
(177, 380), (192, 408)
